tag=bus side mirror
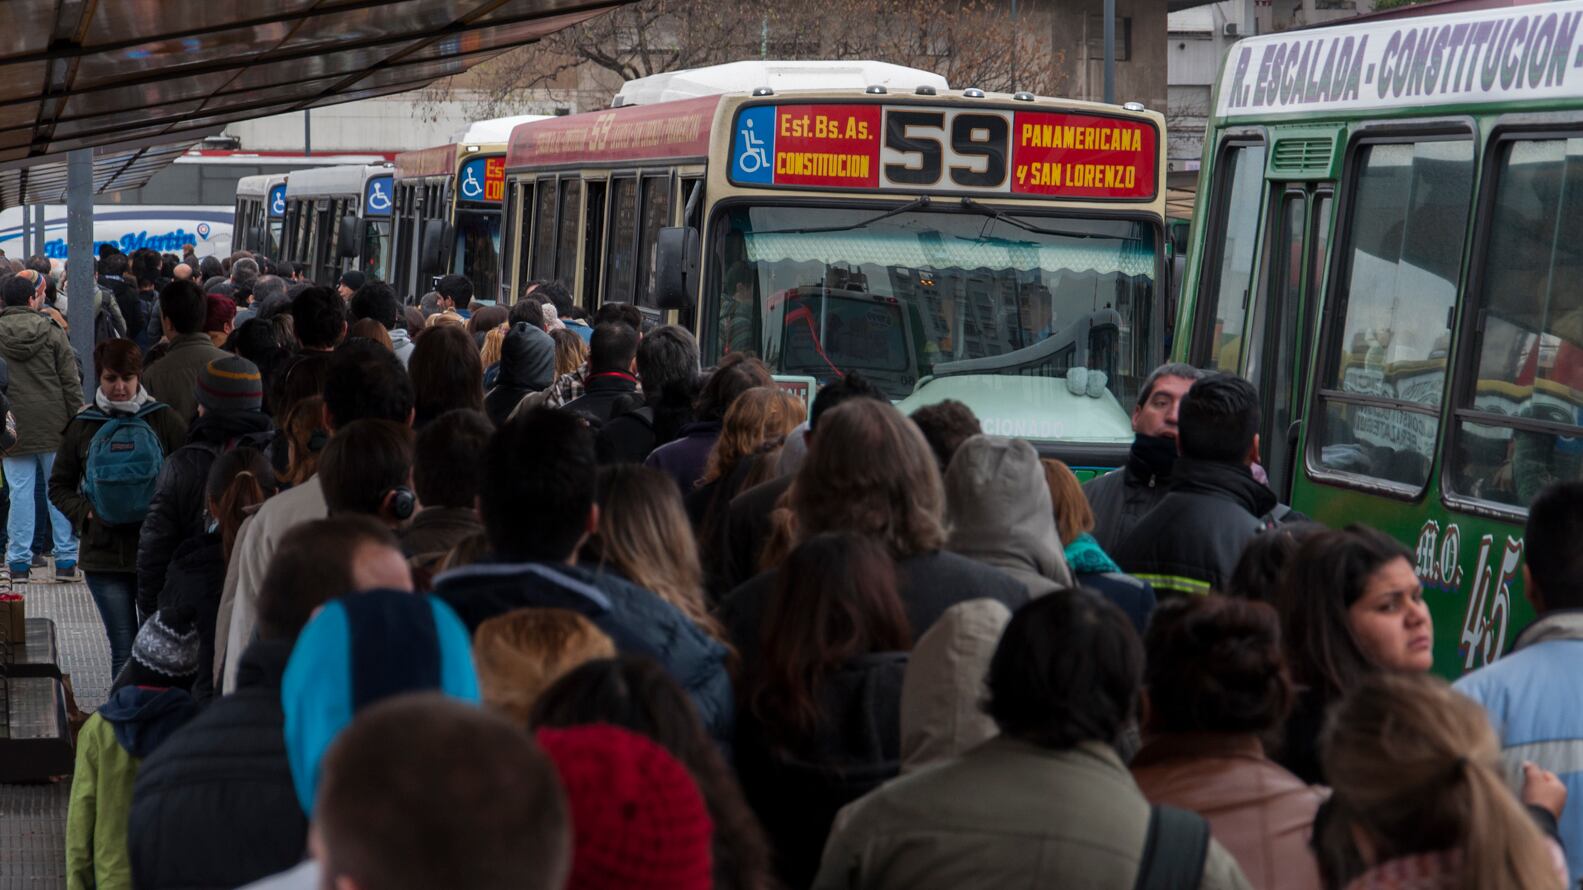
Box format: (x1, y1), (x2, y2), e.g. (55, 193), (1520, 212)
(337, 215), (361, 259)
(419, 220), (450, 276)
(653, 226), (698, 311)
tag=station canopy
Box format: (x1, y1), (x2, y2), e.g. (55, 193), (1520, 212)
(0, 0), (620, 208)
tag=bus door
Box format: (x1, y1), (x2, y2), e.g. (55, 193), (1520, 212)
(1246, 184), (1334, 500)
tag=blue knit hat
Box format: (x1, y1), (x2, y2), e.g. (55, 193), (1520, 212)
(282, 590), (479, 814)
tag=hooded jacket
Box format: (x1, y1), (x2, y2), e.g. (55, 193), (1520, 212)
(1083, 433), (1179, 554)
(899, 598), (1012, 773)
(388, 327), (414, 367)
(1456, 610), (1583, 885)
(50, 398), (187, 573)
(129, 639), (308, 890)
(433, 559), (735, 746)
(159, 533), (228, 703)
(67, 686), (196, 890)
(484, 323), (555, 426)
(944, 435), (1075, 596)
(0, 306), (83, 456)
(1113, 457), (1278, 599)
(137, 409), (274, 616)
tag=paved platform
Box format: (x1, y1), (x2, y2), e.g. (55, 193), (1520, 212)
(0, 575), (111, 889)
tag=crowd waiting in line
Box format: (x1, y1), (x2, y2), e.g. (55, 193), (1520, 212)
(0, 243), (1577, 890)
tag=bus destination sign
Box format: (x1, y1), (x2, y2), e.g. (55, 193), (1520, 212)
(730, 103), (1156, 200)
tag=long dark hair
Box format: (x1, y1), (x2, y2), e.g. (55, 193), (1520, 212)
(751, 532), (911, 741)
(408, 324), (483, 422)
(1277, 524), (1414, 701)
(207, 447), (278, 560)
(531, 657), (780, 890)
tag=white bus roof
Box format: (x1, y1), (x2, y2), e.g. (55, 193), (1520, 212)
(175, 151), (389, 167)
(284, 164), (391, 198)
(455, 115), (554, 145)
(1214, 0), (1583, 118)
(235, 173), (287, 198)
(612, 60), (949, 106)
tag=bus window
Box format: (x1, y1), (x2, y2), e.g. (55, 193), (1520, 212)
(1249, 192), (1307, 495)
(1196, 142), (1266, 374)
(1452, 137), (1583, 508)
(454, 208), (501, 303)
(581, 180), (607, 307)
(1314, 139), (1474, 491)
(531, 180), (557, 282)
(366, 214), (391, 283)
(500, 183), (519, 302)
(605, 178), (638, 303)
(555, 179), (583, 287)
(634, 175), (672, 307)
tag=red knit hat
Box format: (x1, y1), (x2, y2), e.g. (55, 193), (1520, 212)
(536, 724), (713, 890)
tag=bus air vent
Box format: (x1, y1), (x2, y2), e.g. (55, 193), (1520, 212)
(1270, 137), (1334, 177)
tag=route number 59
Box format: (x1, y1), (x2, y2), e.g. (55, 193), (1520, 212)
(882, 109), (1011, 191)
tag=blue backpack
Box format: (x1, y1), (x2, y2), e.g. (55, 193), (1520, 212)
(79, 403), (169, 526)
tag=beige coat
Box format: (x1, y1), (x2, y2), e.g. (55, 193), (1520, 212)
(898, 598), (1010, 773)
(813, 737), (1253, 890)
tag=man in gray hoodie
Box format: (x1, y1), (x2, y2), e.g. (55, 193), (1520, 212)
(0, 273), (83, 580)
(944, 434), (1074, 597)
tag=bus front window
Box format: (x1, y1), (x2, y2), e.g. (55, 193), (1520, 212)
(710, 204), (1157, 445)
(454, 209), (502, 303)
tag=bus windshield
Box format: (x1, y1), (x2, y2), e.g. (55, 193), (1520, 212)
(711, 203), (1157, 443)
(454, 209), (501, 303)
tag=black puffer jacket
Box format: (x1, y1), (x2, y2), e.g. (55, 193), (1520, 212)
(483, 323), (555, 426)
(1081, 433), (1177, 554)
(136, 411), (273, 616)
(128, 638), (306, 890)
(158, 533), (226, 703)
(1112, 457), (1279, 599)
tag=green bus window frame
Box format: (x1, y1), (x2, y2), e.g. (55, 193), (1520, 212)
(1190, 135), (1267, 375)
(1304, 125), (1477, 500)
(1445, 125), (1583, 518)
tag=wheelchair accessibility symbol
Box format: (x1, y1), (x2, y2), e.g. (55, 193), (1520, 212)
(365, 179), (392, 214)
(737, 119), (769, 174)
(461, 164), (483, 199)
(270, 190), (285, 217)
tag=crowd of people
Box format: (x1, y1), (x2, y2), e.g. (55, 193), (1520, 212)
(3, 244), (1577, 890)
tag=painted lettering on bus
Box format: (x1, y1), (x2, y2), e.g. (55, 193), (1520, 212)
(1416, 519), (1524, 670)
(44, 229), (205, 259)
(1220, 9), (1583, 113)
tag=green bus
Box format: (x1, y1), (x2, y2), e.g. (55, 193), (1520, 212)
(1178, 0), (1583, 676)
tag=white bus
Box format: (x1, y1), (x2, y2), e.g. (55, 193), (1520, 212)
(280, 165), (395, 285)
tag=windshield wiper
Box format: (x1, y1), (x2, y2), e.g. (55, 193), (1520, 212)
(958, 197), (1106, 240)
(753, 196), (932, 236)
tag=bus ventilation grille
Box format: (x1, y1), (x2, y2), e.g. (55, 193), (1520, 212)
(1271, 138), (1334, 175)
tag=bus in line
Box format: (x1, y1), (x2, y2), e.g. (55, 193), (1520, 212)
(280, 164), (395, 286)
(497, 61), (1169, 472)
(1176, 0), (1583, 675)
(232, 174), (288, 257)
(391, 115), (550, 302)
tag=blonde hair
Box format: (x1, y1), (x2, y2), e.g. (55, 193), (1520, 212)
(479, 323), (509, 368)
(1322, 673), (1562, 890)
(792, 399), (945, 558)
(473, 608), (616, 725)
(592, 465), (732, 652)
(425, 309), (466, 329)
(1041, 459), (1095, 546)
(281, 395), (326, 487)
(700, 386), (805, 486)
(551, 329), (587, 378)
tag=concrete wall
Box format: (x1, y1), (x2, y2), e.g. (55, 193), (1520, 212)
(1048, 0), (1170, 112)
(220, 92), (566, 153)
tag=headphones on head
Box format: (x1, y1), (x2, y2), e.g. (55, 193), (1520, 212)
(387, 485), (416, 522)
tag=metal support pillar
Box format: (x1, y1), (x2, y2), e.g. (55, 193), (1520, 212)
(66, 150), (95, 366)
(1103, 0), (1116, 104)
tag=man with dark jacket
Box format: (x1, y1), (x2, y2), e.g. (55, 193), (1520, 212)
(401, 409), (489, 580)
(561, 322), (639, 425)
(97, 252), (143, 343)
(142, 280), (229, 424)
(128, 517), (411, 890)
(597, 324), (699, 464)
(0, 273), (82, 580)
(138, 357), (271, 620)
(431, 408), (733, 745)
(1113, 374), (1280, 598)
(1083, 362), (1207, 553)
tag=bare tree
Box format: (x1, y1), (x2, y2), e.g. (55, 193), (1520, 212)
(416, 0), (1067, 120)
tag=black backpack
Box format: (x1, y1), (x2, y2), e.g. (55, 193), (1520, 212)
(1132, 805), (1211, 890)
